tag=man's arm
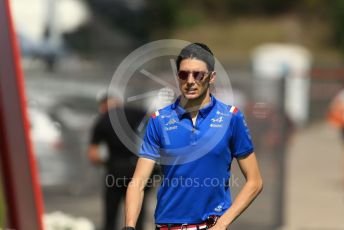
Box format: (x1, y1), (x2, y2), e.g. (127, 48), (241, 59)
(210, 152), (263, 230)
(88, 117), (105, 165)
(125, 157), (156, 228)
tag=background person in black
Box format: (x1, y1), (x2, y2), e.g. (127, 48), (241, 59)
(88, 93), (146, 230)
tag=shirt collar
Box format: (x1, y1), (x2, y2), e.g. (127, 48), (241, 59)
(171, 94), (217, 120)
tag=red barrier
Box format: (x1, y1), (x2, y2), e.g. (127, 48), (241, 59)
(0, 0), (44, 229)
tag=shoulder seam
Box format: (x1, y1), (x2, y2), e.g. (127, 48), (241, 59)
(229, 105), (239, 114)
(151, 110), (160, 118)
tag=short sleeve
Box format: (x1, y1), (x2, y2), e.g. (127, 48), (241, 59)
(139, 117), (161, 161)
(230, 110), (254, 158)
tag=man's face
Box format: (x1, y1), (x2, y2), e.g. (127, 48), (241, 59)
(178, 58), (215, 101)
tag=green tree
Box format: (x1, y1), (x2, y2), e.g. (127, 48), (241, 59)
(85, 0), (180, 42)
(331, 0), (344, 53)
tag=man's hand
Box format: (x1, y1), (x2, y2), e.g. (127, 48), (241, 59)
(208, 219), (228, 230)
(208, 227), (228, 230)
(87, 144), (103, 164)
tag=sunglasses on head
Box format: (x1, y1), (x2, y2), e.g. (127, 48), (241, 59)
(177, 70), (210, 81)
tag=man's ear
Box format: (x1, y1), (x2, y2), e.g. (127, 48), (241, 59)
(209, 71), (216, 84)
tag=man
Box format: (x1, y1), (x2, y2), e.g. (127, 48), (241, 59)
(328, 88), (344, 186)
(123, 43), (263, 230)
(88, 94), (146, 230)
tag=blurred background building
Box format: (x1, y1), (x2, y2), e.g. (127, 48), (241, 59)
(1, 0), (344, 229)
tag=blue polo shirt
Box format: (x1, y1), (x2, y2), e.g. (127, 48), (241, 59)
(139, 95), (254, 224)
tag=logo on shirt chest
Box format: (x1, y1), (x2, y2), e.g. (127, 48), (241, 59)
(214, 203), (224, 212)
(216, 110), (230, 116)
(165, 118), (177, 125)
(210, 116), (224, 128)
(211, 116), (223, 123)
(164, 118), (178, 131)
(165, 126), (178, 131)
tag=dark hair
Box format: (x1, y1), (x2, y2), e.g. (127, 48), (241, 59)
(176, 43), (215, 71)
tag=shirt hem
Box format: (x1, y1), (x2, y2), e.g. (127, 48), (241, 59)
(139, 154), (159, 161)
(155, 215), (225, 224)
(234, 148), (254, 158)
(156, 219), (206, 224)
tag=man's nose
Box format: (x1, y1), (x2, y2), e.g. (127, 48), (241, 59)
(186, 73), (195, 84)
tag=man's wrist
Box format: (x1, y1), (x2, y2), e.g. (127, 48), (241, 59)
(216, 218), (230, 228)
(122, 227), (136, 230)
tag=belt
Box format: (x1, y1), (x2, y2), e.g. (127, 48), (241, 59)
(156, 215), (219, 230)
(156, 223), (207, 230)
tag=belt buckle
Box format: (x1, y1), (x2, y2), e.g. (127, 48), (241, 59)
(205, 215), (218, 228)
(181, 223), (188, 230)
